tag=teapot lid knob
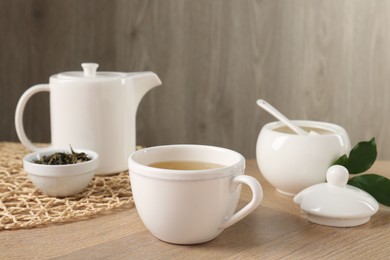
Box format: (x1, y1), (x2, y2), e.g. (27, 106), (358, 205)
(326, 165), (349, 188)
(81, 63), (99, 77)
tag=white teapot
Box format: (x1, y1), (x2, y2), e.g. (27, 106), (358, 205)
(15, 63), (161, 175)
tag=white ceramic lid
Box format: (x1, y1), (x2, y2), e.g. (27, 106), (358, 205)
(294, 165), (379, 227)
(52, 63), (127, 81)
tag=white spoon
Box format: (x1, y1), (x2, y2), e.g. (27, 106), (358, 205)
(256, 99), (315, 135)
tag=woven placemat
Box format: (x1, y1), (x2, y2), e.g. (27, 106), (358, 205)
(0, 142), (134, 230)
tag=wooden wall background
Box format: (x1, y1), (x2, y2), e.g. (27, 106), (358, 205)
(1, 0), (389, 159)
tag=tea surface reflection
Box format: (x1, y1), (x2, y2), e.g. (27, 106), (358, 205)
(148, 161), (224, 170)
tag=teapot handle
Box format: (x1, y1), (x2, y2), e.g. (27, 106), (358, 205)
(15, 84), (51, 151)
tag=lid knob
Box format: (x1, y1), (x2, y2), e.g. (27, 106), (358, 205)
(326, 165), (349, 188)
(81, 63), (99, 77)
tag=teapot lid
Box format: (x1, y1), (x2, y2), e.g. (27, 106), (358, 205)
(52, 63), (127, 81)
(293, 165), (379, 227)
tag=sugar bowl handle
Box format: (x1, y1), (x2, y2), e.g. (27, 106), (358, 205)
(15, 84), (51, 151)
(220, 175), (263, 229)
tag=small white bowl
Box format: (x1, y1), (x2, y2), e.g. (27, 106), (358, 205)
(256, 120), (351, 196)
(23, 148), (99, 197)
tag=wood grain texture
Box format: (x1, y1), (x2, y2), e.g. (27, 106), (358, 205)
(1, 160), (390, 259)
(1, 0), (390, 159)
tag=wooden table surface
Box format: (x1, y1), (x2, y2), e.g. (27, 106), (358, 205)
(1, 160), (390, 259)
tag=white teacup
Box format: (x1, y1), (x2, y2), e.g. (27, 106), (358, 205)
(128, 144), (263, 244)
(256, 120), (351, 196)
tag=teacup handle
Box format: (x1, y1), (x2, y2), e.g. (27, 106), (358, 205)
(15, 84), (51, 151)
(220, 175), (263, 229)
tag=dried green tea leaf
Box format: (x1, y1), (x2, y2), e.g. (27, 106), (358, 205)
(33, 146), (90, 165)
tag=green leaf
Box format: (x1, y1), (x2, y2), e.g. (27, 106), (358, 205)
(348, 174), (390, 206)
(346, 138), (377, 174)
(333, 154), (348, 168)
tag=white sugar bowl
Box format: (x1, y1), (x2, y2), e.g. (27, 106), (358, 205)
(294, 165), (379, 227)
(256, 120), (351, 195)
(23, 148), (99, 197)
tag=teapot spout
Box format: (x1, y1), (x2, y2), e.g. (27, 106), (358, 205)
(130, 72), (162, 112)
